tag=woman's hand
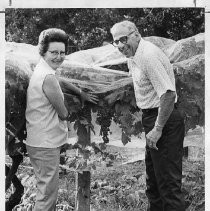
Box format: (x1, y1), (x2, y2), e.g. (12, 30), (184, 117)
(80, 90), (99, 107)
(57, 76), (99, 107)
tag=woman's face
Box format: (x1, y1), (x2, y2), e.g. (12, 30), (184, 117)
(43, 42), (65, 70)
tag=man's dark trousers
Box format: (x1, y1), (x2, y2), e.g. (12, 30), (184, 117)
(142, 107), (185, 211)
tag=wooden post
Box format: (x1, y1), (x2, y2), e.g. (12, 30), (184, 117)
(75, 171), (91, 211)
(75, 106), (91, 211)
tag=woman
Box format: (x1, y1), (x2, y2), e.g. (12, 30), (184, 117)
(25, 28), (98, 211)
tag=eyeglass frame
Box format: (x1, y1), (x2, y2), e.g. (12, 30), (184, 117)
(111, 31), (136, 47)
(47, 50), (66, 57)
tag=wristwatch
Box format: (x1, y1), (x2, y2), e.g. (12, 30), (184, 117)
(59, 111), (71, 121)
(65, 111), (72, 121)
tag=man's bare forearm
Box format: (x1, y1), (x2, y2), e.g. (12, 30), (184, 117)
(155, 90), (176, 130)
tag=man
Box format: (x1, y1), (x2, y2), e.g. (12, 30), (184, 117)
(110, 20), (185, 211)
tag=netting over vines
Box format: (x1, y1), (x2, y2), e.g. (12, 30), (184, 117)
(5, 33), (205, 148)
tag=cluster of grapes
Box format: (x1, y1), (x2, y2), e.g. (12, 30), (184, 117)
(96, 101), (114, 144)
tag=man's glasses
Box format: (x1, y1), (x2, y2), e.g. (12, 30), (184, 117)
(48, 50), (65, 57)
(111, 31), (135, 47)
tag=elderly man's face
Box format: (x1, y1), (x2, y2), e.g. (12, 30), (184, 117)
(112, 26), (139, 58)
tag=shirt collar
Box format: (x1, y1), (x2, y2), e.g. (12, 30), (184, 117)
(133, 38), (145, 62)
(39, 57), (56, 75)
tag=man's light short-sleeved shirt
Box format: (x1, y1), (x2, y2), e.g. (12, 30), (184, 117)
(128, 39), (176, 109)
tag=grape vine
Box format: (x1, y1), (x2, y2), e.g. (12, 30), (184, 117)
(5, 34), (205, 174)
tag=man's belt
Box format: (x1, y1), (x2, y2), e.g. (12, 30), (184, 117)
(141, 103), (178, 114)
(141, 107), (158, 113)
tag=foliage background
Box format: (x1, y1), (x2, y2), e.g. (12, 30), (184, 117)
(5, 8), (204, 52)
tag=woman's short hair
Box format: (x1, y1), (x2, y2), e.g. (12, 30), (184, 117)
(110, 20), (139, 35)
(38, 28), (69, 56)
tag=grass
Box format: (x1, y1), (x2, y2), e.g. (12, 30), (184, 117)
(6, 129), (204, 211)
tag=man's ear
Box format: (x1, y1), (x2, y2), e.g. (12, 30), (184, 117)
(133, 32), (139, 38)
(135, 32), (141, 38)
(135, 33), (141, 41)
